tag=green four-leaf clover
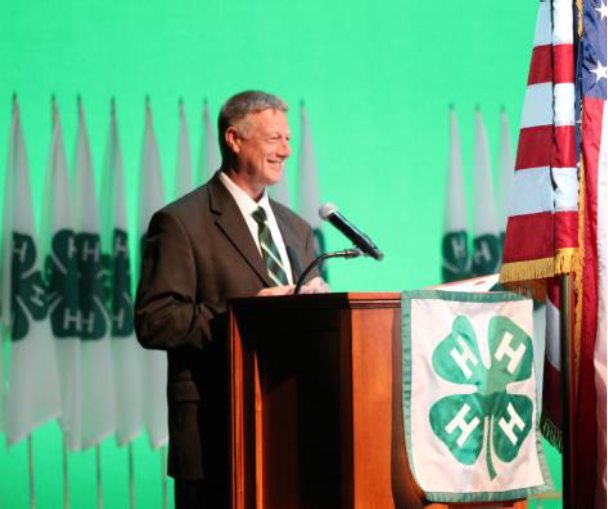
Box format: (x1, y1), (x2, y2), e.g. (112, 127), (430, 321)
(109, 229), (134, 337)
(46, 229), (111, 339)
(10, 233), (47, 340)
(429, 315), (533, 479)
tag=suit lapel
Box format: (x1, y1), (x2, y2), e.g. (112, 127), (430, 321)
(272, 202), (304, 283)
(208, 173), (273, 287)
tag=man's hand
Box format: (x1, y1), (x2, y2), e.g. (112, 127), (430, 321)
(255, 277), (329, 297)
(298, 276), (330, 294)
(256, 285), (295, 297)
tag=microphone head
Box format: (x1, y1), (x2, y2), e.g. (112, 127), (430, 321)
(319, 202), (337, 220)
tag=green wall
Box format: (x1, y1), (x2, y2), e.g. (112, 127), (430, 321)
(0, 0), (562, 507)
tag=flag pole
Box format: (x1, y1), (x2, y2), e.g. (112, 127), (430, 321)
(96, 444), (103, 509)
(128, 443), (135, 509)
(62, 434), (69, 509)
(161, 446), (168, 509)
(559, 273), (574, 509)
(28, 433), (36, 509)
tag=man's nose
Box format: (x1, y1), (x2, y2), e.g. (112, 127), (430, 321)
(278, 138), (291, 158)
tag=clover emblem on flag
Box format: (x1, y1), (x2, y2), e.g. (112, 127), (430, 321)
(10, 233), (47, 340)
(109, 229), (134, 337)
(46, 229), (111, 339)
(75, 232), (111, 340)
(429, 315), (534, 479)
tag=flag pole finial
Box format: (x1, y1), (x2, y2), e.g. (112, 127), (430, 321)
(500, 104), (506, 113)
(77, 94), (82, 105)
(111, 96), (116, 114)
(203, 97), (208, 105)
(178, 96), (184, 107)
(145, 95), (151, 112)
(300, 100), (305, 110)
(475, 103), (481, 112)
(449, 102), (454, 111)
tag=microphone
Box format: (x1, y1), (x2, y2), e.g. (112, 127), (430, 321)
(319, 203), (384, 261)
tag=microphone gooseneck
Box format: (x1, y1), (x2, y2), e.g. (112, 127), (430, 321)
(294, 248), (362, 294)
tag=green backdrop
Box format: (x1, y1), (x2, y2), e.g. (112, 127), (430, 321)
(0, 0), (562, 507)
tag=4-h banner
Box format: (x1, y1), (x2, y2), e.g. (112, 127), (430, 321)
(471, 109), (501, 277)
(196, 100), (220, 186)
(73, 98), (116, 448)
(174, 99), (193, 200)
(442, 106), (470, 283)
(401, 290), (551, 502)
(101, 99), (143, 445)
(42, 99), (83, 450)
(297, 102), (327, 280)
(2, 96), (61, 444)
(137, 99), (168, 449)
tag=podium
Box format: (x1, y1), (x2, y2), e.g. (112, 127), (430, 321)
(227, 293), (527, 509)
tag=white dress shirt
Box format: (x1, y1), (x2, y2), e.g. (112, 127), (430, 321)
(219, 172), (293, 284)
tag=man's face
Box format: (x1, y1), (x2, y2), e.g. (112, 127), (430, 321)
(232, 108), (291, 189)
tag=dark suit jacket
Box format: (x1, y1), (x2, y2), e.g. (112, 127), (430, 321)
(134, 172), (317, 488)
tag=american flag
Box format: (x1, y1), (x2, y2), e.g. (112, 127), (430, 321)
(500, 0), (606, 506)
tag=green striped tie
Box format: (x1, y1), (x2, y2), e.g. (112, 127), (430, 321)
(252, 207), (289, 286)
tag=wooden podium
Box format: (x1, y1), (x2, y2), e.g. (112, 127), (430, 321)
(227, 292), (526, 509)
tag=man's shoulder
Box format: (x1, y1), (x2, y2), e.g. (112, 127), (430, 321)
(156, 181), (216, 226)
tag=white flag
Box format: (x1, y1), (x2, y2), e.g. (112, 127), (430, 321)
(1, 96), (61, 444)
(471, 108), (500, 277)
(442, 106), (470, 283)
(174, 100), (193, 199)
(268, 168), (290, 206)
(137, 99), (168, 449)
(269, 105), (290, 206)
(297, 102), (327, 279)
(100, 99), (143, 446)
(41, 98), (82, 451)
(196, 100), (220, 186)
(497, 107), (515, 246)
(74, 98), (116, 448)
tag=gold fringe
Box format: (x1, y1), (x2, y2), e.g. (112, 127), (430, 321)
(499, 258), (555, 284)
(541, 414), (563, 452)
(573, 152), (586, 398)
(555, 248), (579, 274)
(501, 280), (547, 302)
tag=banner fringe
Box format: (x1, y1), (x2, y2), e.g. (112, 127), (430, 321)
(500, 258), (555, 282)
(573, 155), (586, 397)
(554, 248), (579, 275)
(541, 414), (563, 452)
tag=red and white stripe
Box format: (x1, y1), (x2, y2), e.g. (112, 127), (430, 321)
(503, 0), (578, 266)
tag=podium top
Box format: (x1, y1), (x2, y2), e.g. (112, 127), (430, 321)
(229, 291), (402, 311)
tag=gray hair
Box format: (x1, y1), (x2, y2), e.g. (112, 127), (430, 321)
(218, 90), (288, 162)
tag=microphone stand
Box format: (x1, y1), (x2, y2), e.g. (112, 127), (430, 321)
(294, 248), (363, 294)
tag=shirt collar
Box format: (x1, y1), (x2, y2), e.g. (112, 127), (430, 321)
(219, 171), (271, 218)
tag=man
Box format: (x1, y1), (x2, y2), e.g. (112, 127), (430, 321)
(135, 90), (326, 508)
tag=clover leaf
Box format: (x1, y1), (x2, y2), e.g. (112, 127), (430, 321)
(429, 315), (534, 479)
(46, 229), (110, 339)
(10, 233), (47, 340)
(109, 229), (134, 337)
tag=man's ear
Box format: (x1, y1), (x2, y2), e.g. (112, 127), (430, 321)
(225, 127), (240, 154)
